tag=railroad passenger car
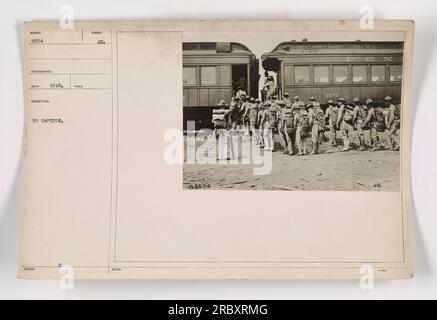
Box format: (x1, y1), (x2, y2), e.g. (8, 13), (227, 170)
(261, 41), (403, 106)
(183, 42), (259, 130)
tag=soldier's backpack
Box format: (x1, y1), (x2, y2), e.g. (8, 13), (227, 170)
(314, 107), (326, 128)
(395, 104), (401, 128)
(330, 106), (339, 123)
(374, 107), (386, 132)
(240, 102), (249, 116)
(283, 108), (295, 133)
(359, 105), (369, 120)
(268, 106), (278, 127)
(298, 110), (310, 137)
(395, 104), (401, 119)
(248, 106), (257, 125)
(343, 106), (355, 124)
(228, 102), (239, 123)
(299, 110), (310, 127)
(212, 109), (227, 129)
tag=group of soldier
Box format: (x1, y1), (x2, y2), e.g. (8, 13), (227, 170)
(211, 92), (401, 156)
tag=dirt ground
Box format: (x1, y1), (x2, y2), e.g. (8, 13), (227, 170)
(183, 130), (400, 191)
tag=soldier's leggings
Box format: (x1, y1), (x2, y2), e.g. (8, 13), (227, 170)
(259, 125), (264, 147)
(355, 119), (368, 149)
(370, 122), (382, 140)
(249, 123), (259, 142)
(296, 126), (308, 154)
(356, 119), (364, 136)
(279, 129), (288, 151)
(387, 120), (400, 149)
(341, 121), (354, 139)
(328, 120), (337, 146)
(310, 122), (321, 153)
(263, 127), (274, 150)
(285, 129), (296, 155)
(340, 121), (354, 150)
(214, 129), (230, 160)
(311, 122), (322, 143)
(387, 120), (400, 137)
(249, 123), (257, 139)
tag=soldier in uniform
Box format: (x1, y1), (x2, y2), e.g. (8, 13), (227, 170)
(238, 95), (248, 131)
(263, 71), (278, 101)
(241, 96), (253, 135)
(325, 99), (339, 150)
(248, 98), (260, 143)
(291, 95), (304, 111)
(259, 101), (276, 151)
(228, 96), (240, 132)
(256, 102), (266, 148)
(307, 97), (326, 154)
(258, 102), (267, 148)
(282, 101), (297, 155)
(352, 97), (368, 151)
(212, 100), (229, 136)
(384, 96), (400, 151)
(295, 104), (311, 156)
(267, 102), (279, 151)
(235, 86), (246, 99)
(276, 100), (289, 154)
(211, 100), (231, 160)
(283, 92), (292, 106)
(362, 98), (386, 151)
(337, 98), (355, 152)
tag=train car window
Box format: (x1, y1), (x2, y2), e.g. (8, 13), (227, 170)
(389, 64), (403, 82)
(333, 65), (348, 83)
(183, 67), (197, 85)
(352, 65), (367, 83)
(371, 65), (386, 82)
(294, 66), (310, 84)
(200, 66), (217, 85)
(314, 66), (329, 83)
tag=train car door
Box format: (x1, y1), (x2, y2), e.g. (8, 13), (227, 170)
(232, 64), (248, 96)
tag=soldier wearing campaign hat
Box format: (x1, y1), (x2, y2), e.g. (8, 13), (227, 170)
(211, 100), (231, 159)
(283, 92), (292, 106)
(276, 100), (290, 154)
(258, 100), (276, 151)
(228, 97), (240, 131)
(247, 98), (261, 144)
(257, 101), (268, 148)
(281, 100), (297, 155)
(362, 98), (385, 151)
(335, 97), (353, 151)
(325, 99), (339, 151)
(384, 96), (400, 151)
(240, 96), (252, 135)
(291, 95), (304, 111)
(307, 98), (325, 154)
(295, 102), (311, 156)
(212, 100), (229, 130)
(352, 97), (368, 151)
(306, 96), (318, 112)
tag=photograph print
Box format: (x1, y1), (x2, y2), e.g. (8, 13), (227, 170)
(182, 31), (403, 191)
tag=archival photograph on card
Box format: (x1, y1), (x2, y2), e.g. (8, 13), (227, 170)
(19, 20), (413, 280)
(182, 31), (404, 191)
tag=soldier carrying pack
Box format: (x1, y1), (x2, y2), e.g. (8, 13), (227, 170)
(283, 107), (295, 133)
(268, 105), (278, 131)
(212, 100), (229, 129)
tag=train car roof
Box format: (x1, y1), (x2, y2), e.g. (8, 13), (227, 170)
(261, 41), (404, 70)
(183, 42), (254, 56)
(262, 41), (404, 58)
